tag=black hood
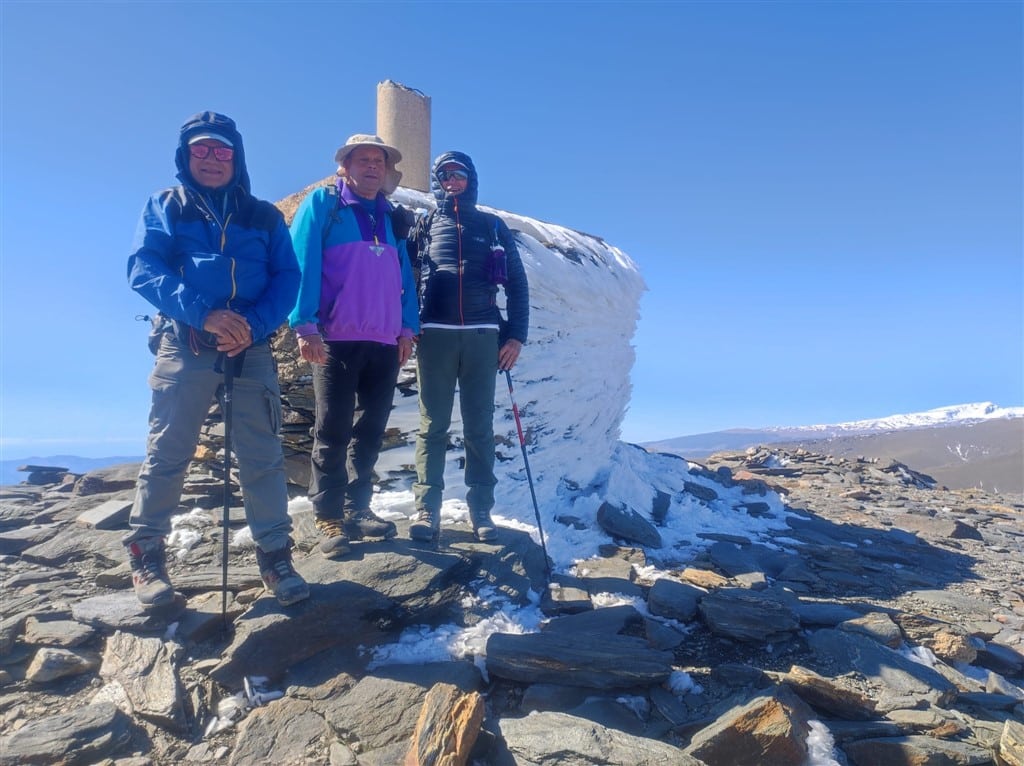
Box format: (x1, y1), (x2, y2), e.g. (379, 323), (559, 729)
(175, 111), (251, 194)
(431, 150), (478, 212)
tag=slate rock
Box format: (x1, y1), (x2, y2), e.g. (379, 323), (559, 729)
(838, 611), (903, 648)
(542, 603), (642, 637)
(496, 710), (694, 765)
(596, 501), (663, 548)
(807, 628), (957, 710)
(0, 701), (132, 765)
(685, 686), (815, 766)
(75, 498), (133, 530)
(405, 682), (485, 766)
(647, 576), (702, 622)
(100, 630), (185, 731)
(975, 639), (1024, 676)
(572, 553), (645, 598)
(651, 489), (672, 523)
(1000, 719), (1024, 766)
(23, 616), (96, 648)
(72, 591), (186, 632)
(229, 696), (330, 766)
(486, 631), (673, 689)
(698, 587), (800, 642)
(26, 646), (100, 683)
(0, 522), (63, 555)
(768, 664), (878, 720)
(842, 734), (994, 765)
(73, 462), (141, 496)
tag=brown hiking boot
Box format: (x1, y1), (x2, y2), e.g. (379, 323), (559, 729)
(314, 516), (351, 559)
(469, 508), (498, 542)
(256, 543), (310, 606)
(409, 508), (440, 542)
(344, 508), (397, 541)
(127, 538), (175, 608)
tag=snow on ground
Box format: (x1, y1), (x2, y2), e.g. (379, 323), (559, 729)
(142, 191), (799, 694)
(269, 196), (800, 680)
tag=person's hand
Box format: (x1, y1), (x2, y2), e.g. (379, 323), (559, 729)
(217, 337), (252, 357)
(398, 336), (414, 366)
(498, 339), (522, 371)
(204, 309), (251, 346)
(204, 309), (252, 357)
(298, 334), (327, 365)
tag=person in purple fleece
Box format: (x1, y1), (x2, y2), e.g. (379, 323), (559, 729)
(288, 134), (419, 559)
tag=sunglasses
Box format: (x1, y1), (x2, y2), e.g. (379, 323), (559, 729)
(437, 168), (468, 182)
(189, 144), (235, 162)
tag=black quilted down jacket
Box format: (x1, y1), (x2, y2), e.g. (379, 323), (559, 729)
(412, 151), (529, 343)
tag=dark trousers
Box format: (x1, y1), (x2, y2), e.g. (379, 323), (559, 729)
(309, 340), (400, 518)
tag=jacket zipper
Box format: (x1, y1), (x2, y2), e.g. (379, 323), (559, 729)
(194, 190), (237, 308)
(455, 197), (464, 325)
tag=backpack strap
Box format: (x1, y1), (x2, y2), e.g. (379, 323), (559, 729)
(390, 204), (415, 240)
(408, 208), (435, 286)
(321, 184), (344, 249)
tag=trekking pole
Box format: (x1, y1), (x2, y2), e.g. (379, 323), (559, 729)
(503, 370), (551, 581)
(215, 352), (235, 633)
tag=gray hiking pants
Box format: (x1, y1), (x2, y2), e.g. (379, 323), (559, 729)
(414, 327), (499, 514)
(124, 334), (292, 553)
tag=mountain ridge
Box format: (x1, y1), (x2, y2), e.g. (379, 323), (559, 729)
(643, 402), (1023, 496)
(0, 455), (143, 487)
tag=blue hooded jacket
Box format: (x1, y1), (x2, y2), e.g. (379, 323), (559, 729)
(127, 111), (299, 345)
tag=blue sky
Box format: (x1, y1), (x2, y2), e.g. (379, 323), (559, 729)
(1, 0), (1021, 459)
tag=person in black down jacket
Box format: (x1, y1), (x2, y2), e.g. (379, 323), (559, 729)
(409, 151), (529, 543)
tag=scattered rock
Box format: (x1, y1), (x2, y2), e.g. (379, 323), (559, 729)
(0, 444), (1021, 764)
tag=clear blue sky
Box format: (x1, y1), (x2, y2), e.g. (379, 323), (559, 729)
(1, 0), (1021, 458)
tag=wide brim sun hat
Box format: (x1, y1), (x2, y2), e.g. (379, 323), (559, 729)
(335, 134), (403, 195)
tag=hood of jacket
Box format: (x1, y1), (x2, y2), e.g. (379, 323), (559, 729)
(431, 151), (478, 213)
(175, 111), (251, 194)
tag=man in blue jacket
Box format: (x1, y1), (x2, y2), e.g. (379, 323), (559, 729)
(289, 135), (419, 559)
(410, 151), (529, 543)
(125, 111), (309, 608)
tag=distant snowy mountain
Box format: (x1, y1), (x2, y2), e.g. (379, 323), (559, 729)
(645, 402), (1023, 455)
(773, 402), (1023, 436)
(643, 402), (1023, 495)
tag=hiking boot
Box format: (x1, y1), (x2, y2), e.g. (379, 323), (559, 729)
(314, 517), (351, 559)
(469, 508), (498, 542)
(256, 543), (310, 606)
(344, 508), (397, 541)
(409, 508), (440, 542)
(127, 538), (175, 608)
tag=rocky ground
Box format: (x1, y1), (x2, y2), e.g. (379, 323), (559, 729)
(1, 447), (1023, 765)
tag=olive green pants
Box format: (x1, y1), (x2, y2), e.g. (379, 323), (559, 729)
(414, 327), (499, 514)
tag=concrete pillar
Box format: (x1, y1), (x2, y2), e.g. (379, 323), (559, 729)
(377, 80), (431, 192)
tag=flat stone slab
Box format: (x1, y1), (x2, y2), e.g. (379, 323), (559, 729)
(486, 630), (673, 689)
(497, 711), (694, 765)
(807, 628), (957, 710)
(0, 701), (132, 765)
(76, 499), (133, 530)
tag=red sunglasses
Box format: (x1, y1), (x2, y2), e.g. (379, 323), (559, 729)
(189, 144), (235, 162)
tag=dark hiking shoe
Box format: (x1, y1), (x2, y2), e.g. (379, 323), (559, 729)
(409, 508), (440, 542)
(127, 538), (175, 608)
(256, 544), (310, 606)
(469, 508), (498, 542)
(344, 508), (397, 541)
(314, 517), (351, 559)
